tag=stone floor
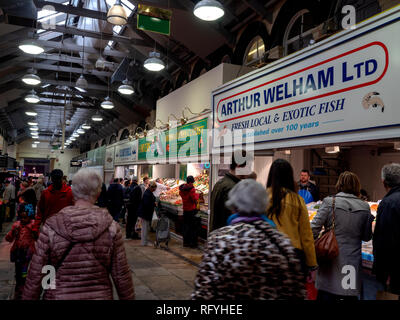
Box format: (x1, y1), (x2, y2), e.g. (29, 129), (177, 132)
(0, 221), (204, 300)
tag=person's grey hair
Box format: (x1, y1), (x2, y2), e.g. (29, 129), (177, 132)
(72, 168), (103, 202)
(381, 163), (400, 188)
(225, 179), (269, 215)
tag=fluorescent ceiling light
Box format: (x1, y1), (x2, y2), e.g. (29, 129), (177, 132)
(194, 0), (225, 21)
(19, 40), (44, 55)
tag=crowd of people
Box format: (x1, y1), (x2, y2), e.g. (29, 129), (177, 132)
(0, 158), (399, 300)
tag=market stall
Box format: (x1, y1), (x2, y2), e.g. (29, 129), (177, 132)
(137, 118), (210, 241)
(211, 7), (400, 266)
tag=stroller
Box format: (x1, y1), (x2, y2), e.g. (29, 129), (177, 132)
(154, 201), (170, 248)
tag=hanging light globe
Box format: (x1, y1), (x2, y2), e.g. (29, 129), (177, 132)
(75, 74), (88, 89)
(18, 40), (44, 55)
(92, 112), (103, 121)
(101, 96), (114, 109)
(22, 69), (41, 86)
(77, 128), (85, 134)
(107, 0), (127, 25)
(25, 90), (40, 103)
(118, 79), (134, 95)
(144, 51), (165, 72)
(96, 55), (107, 70)
(82, 123), (91, 130)
(193, 0), (224, 21)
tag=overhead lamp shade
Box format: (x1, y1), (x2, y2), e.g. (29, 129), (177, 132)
(70, 137), (76, 141)
(95, 55), (107, 70)
(75, 74), (88, 89)
(92, 112), (103, 121)
(25, 111), (38, 116)
(144, 51), (165, 72)
(25, 90), (40, 103)
(82, 123), (91, 129)
(28, 122), (38, 126)
(77, 128), (85, 134)
(29, 127), (39, 131)
(101, 96), (114, 109)
(22, 69), (41, 86)
(19, 40), (44, 55)
(194, 0), (225, 21)
(32, 144), (37, 148)
(107, 0), (128, 25)
(72, 133), (80, 137)
(325, 146), (340, 154)
(118, 79), (134, 95)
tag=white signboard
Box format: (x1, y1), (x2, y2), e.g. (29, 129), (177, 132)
(105, 146), (115, 170)
(114, 140), (138, 165)
(212, 8), (400, 151)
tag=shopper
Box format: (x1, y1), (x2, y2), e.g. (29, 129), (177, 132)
(298, 169), (319, 203)
(192, 179), (305, 300)
(373, 163), (400, 295)
(179, 176), (200, 248)
(106, 178), (124, 222)
(266, 159), (317, 277)
(311, 171), (374, 300)
(153, 178), (169, 198)
(32, 177), (45, 202)
(3, 180), (16, 222)
(139, 176), (150, 197)
(22, 168), (135, 300)
(96, 183), (108, 208)
(126, 176), (142, 239)
(6, 204), (36, 300)
(33, 169), (74, 236)
(209, 151), (247, 232)
(17, 182), (37, 220)
(137, 182), (157, 246)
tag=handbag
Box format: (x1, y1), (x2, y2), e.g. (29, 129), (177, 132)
(314, 196), (339, 264)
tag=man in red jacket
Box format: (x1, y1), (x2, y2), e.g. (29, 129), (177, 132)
(32, 169), (74, 236)
(179, 176), (200, 248)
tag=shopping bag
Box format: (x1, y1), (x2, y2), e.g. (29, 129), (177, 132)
(151, 210), (158, 230)
(135, 218), (142, 233)
(376, 290), (400, 300)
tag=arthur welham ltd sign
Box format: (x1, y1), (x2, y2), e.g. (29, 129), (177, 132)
(212, 6), (400, 151)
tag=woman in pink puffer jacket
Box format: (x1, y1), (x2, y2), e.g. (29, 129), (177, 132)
(22, 168), (135, 300)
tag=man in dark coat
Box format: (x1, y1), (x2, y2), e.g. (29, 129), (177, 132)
(126, 176), (142, 239)
(298, 169), (319, 202)
(373, 163), (400, 295)
(137, 182), (157, 246)
(209, 151), (248, 232)
(106, 178), (124, 222)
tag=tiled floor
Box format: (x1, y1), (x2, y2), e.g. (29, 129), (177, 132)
(0, 222), (203, 300)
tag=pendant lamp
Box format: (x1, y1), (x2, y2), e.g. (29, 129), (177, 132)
(25, 89), (40, 103)
(144, 51), (165, 72)
(118, 79), (134, 95)
(22, 69), (41, 86)
(19, 40), (44, 55)
(193, 0), (225, 21)
(107, 0), (128, 25)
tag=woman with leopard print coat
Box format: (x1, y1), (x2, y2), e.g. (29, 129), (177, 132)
(192, 179), (306, 300)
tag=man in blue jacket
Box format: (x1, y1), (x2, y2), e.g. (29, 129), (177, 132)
(107, 178), (124, 222)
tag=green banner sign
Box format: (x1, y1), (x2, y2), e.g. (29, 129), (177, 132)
(138, 118), (208, 161)
(137, 4), (171, 36)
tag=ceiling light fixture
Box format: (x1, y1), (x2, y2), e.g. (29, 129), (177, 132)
(25, 111), (38, 116)
(25, 89), (40, 103)
(22, 69), (41, 86)
(29, 127), (39, 131)
(325, 146), (340, 154)
(19, 40), (44, 55)
(193, 0), (225, 21)
(107, 0), (128, 25)
(92, 112), (103, 122)
(82, 123), (91, 130)
(75, 36), (88, 89)
(33, 141), (40, 144)
(77, 128), (85, 134)
(70, 137), (76, 141)
(101, 96), (114, 109)
(144, 51), (165, 72)
(72, 132), (80, 137)
(118, 79), (134, 95)
(28, 122), (38, 126)
(32, 143), (37, 148)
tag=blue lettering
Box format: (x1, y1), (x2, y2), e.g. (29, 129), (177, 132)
(264, 87), (275, 104)
(354, 62), (364, 78)
(304, 74), (317, 94)
(365, 59), (377, 76)
(284, 82), (292, 99)
(342, 62), (353, 82)
(221, 104), (226, 116)
(318, 66), (334, 88)
(292, 78), (303, 97)
(254, 93), (261, 108)
(276, 84), (284, 101)
(232, 99), (238, 114)
(227, 102), (233, 115)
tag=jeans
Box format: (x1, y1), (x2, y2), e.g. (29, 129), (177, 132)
(141, 219), (150, 246)
(183, 210), (199, 247)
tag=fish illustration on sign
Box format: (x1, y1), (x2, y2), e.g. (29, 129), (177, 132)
(362, 92), (385, 112)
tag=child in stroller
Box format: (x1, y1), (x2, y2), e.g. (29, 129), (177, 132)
(154, 200), (170, 248)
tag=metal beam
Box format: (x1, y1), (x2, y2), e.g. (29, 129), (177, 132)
(242, 0), (273, 23)
(21, 61), (114, 77)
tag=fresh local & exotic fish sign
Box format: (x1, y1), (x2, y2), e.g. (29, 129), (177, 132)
(212, 8), (400, 148)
